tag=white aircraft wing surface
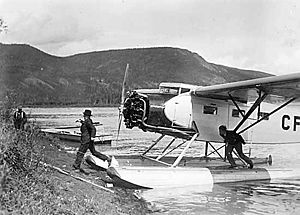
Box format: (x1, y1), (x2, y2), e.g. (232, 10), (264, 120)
(193, 73), (300, 103)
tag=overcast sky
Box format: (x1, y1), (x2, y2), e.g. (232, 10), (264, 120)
(0, 0), (300, 75)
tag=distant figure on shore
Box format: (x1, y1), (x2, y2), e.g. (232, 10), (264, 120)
(218, 125), (253, 169)
(13, 106), (27, 130)
(73, 109), (111, 171)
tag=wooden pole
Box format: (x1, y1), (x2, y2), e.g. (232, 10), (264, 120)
(43, 162), (114, 194)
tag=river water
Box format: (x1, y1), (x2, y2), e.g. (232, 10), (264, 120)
(26, 107), (300, 215)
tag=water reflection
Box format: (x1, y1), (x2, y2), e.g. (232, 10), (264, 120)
(148, 180), (300, 215)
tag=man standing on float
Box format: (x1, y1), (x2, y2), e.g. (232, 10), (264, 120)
(218, 125), (253, 169)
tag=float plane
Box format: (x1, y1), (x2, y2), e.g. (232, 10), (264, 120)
(88, 71), (300, 190)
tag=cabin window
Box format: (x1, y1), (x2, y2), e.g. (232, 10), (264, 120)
(232, 109), (245, 118)
(203, 105), (218, 115)
(259, 112), (269, 120)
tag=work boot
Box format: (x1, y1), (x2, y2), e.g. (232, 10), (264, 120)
(72, 164), (81, 172)
(248, 163), (254, 169)
(74, 152), (84, 170)
(107, 156), (112, 166)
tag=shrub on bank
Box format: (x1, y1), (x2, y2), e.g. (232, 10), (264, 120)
(0, 114), (63, 214)
(0, 102), (78, 214)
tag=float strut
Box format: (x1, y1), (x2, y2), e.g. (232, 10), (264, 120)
(156, 138), (176, 160)
(142, 134), (165, 156)
(171, 133), (198, 167)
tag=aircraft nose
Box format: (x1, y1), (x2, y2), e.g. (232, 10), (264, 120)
(164, 93), (193, 127)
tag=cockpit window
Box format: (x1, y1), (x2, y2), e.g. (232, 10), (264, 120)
(180, 88), (190, 93)
(159, 87), (178, 94)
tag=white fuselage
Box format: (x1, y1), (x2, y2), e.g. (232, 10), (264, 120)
(164, 92), (300, 144)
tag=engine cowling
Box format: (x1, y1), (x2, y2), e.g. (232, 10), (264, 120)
(123, 91), (149, 129)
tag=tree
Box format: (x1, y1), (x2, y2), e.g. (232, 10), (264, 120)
(0, 18), (8, 33)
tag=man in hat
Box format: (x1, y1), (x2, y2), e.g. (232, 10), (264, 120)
(73, 109), (111, 171)
(13, 106), (27, 130)
(218, 125), (253, 169)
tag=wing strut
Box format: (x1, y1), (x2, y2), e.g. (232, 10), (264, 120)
(229, 88), (298, 134)
(233, 91), (268, 132)
(228, 93), (245, 118)
(238, 97), (296, 134)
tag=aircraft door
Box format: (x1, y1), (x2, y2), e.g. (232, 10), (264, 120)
(191, 97), (230, 142)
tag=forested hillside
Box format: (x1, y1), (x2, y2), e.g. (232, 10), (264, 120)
(0, 43), (271, 106)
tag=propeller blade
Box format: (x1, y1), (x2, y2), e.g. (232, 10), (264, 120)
(121, 63), (129, 105)
(116, 63), (130, 141)
(116, 111), (122, 141)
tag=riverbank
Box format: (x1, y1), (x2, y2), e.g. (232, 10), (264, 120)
(42, 133), (152, 215)
(0, 120), (153, 214)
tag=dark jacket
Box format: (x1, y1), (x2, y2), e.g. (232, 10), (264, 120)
(80, 118), (96, 143)
(13, 110), (27, 129)
(223, 130), (245, 145)
(14, 111), (27, 123)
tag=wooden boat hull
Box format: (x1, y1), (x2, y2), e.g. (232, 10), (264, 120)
(42, 128), (112, 145)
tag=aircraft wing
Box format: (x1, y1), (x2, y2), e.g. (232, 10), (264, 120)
(193, 73), (300, 103)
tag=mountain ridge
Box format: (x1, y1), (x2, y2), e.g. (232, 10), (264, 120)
(0, 43), (271, 106)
